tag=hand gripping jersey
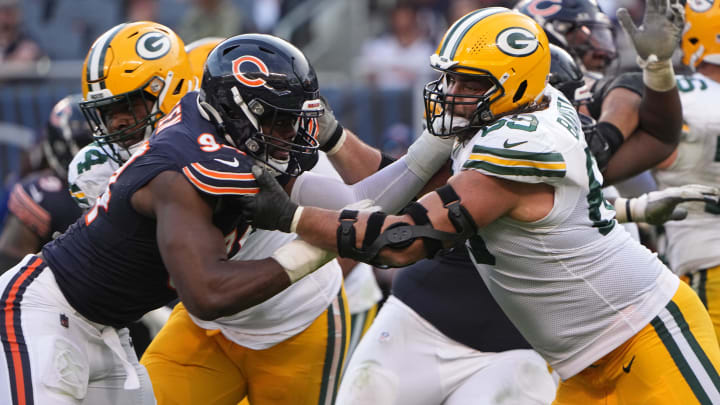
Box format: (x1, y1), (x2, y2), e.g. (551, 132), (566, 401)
(67, 142), (123, 210)
(7, 170), (83, 244)
(451, 85), (678, 379)
(42, 92), (259, 327)
(653, 72), (720, 275)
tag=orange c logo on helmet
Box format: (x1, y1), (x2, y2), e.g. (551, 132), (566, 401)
(232, 56), (269, 87)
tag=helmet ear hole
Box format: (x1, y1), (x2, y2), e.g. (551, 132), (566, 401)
(689, 37), (699, 45)
(513, 80), (528, 103)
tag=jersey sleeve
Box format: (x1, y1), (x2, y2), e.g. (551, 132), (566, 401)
(181, 152), (259, 197)
(67, 143), (118, 209)
(7, 181), (51, 238)
(458, 125), (567, 185)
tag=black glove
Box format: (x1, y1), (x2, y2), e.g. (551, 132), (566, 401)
(243, 165), (299, 232)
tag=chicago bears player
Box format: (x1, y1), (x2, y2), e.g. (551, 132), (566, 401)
(0, 95), (92, 270)
(0, 32), (330, 404)
(249, 9), (720, 404)
(649, 0), (720, 344)
(139, 34), (454, 405)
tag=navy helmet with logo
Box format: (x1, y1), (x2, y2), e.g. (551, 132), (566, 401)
(43, 94), (94, 179)
(79, 21), (194, 163)
(515, 0), (616, 73)
(199, 34), (323, 176)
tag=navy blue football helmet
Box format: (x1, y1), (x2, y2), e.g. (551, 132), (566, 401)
(199, 34), (323, 176)
(43, 94), (94, 179)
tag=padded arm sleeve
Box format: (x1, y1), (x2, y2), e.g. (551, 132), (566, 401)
(291, 156), (425, 214)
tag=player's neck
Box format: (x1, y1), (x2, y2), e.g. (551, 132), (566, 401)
(696, 62), (720, 83)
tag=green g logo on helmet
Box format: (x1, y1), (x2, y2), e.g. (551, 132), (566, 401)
(496, 27), (539, 57)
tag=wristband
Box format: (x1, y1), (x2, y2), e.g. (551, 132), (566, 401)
(271, 239), (336, 283)
(321, 123), (346, 154)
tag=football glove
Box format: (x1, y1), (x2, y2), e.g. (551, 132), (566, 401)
(614, 184), (720, 225)
(617, 0), (684, 91)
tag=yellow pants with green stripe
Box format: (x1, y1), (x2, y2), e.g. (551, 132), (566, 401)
(682, 265), (720, 345)
(554, 281), (720, 405)
(141, 290), (350, 405)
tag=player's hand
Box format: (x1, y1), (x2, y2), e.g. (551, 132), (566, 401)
(316, 95), (345, 153)
(616, 185), (720, 225)
(244, 165), (299, 232)
(617, 0), (684, 63)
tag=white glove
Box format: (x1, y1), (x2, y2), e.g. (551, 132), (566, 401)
(614, 184), (720, 225)
(617, 0), (684, 91)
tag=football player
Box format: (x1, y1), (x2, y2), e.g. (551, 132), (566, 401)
(516, 0), (683, 185)
(67, 21), (196, 210)
(248, 9), (720, 404)
(139, 34), (454, 405)
(649, 0), (720, 344)
(0, 94), (92, 270)
(185, 36), (223, 82)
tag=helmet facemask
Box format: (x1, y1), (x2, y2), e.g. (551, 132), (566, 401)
(80, 77), (164, 163)
(205, 85), (322, 176)
(424, 69), (504, 139)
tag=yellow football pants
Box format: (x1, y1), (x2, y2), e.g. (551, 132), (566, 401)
(141, 289), (349, 405)
(554, 281), (720, 405)
(683, 265), (720, 344)
(343, 303), (378, 372)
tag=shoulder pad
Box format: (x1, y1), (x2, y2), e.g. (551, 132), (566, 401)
(460, 121), (566, 184)
(68, 143), (118, 209)
(182, 151), (259, 197)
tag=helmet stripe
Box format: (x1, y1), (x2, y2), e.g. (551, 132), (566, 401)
(439, 7), (507, 60)
(86, 23), (126, 93)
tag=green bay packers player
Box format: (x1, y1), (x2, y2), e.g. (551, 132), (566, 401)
(650, 0), (720, 344)
(68, 21), (196, 210)
(248, 9), (720, 404)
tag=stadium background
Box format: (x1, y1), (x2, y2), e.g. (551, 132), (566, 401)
(0, 0), (643, 220)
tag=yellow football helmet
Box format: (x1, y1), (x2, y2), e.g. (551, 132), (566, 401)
(80, 21), (194, 162)
(424, 8), (550, 136)
(185, 37), (224, 81)
(682, 0), (720, 68)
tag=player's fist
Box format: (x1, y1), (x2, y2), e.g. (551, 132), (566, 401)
(242, 165), (299, 232)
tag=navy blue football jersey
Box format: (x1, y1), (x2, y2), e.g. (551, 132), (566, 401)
(7, 170), (82, 245)
(42, 92), (258, 327)
(392, 245), (531, 352)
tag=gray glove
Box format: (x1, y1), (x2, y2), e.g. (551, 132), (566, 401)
(243, 165), (299, 232)
(316, 95), (345, 153)
(615, 184), (720, 225)
(616, 0), (685, 63)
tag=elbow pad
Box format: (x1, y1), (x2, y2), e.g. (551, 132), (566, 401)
(584, 116), (624, 172)
(335, 184), (477, 266)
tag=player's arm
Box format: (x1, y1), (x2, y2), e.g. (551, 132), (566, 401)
(134, 170), (330, 321)
(314, 96), (383, 183)
(599, 0), (685, 184)
(250, 166), (543, 268)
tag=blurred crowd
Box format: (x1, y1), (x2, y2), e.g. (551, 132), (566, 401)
(0, 0), (649, 76)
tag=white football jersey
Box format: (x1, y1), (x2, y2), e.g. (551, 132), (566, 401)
(653, 73), (720, 275)
(190, 153), (346, 350)
(451, 85), (678, 379)
(67, 142), (122, 209)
